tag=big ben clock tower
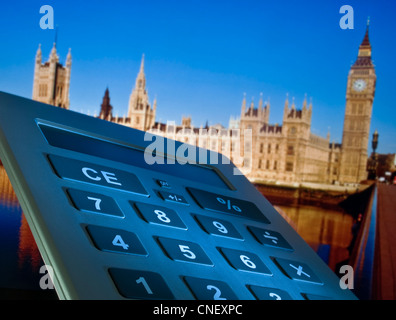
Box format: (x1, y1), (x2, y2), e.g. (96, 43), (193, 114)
(339, 21), (376, 184)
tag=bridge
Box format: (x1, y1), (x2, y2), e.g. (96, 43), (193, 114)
(349, 183), (396, 300)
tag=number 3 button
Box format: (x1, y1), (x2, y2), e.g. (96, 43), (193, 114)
(184, 276), (238, 300)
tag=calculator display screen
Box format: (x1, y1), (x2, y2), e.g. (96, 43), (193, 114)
(38, 124), (231, 190)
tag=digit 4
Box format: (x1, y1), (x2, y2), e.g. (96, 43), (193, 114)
(112, 235), (129, 250)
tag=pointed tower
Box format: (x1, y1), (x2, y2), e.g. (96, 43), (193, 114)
(339, 21), (376, 184)
(99, 87), (113, 120)
(127, 54), (156, 131)
(32, 43), (71, 109)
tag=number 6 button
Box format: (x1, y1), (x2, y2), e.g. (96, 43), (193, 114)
(157, 237), (212, 265)
(219, 248), (272, 275)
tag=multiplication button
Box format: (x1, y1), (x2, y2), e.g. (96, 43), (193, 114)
(273, 257), (323, 284)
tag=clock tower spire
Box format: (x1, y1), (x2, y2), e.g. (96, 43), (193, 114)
(339, 21), (376, 184)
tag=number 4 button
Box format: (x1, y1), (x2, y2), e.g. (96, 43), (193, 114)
(86, 225), (147, 256)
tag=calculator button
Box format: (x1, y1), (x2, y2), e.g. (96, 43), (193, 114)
(133, 202), (186, 229)
(109, 268), (175, 300)
(184, 276), (238, 300)
(156, 179), (171, 188)
(248, 285), (293, 300)
(157, 237), (212, 265)
(48, 154), (148, 196)
(219, 248), (272, 275)
(194, 214), (242, 240)
(67, 188), (123, 217)
(302, 293), (333, 300)
(158, 190), (189, 205)
(187, 187), (269, 223)
(273, 258), (323, 284)
(86, 225), (147, 256)
(247, 226), (293, 251)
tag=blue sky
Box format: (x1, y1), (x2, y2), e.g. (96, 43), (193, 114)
(0, 0), (395, 154)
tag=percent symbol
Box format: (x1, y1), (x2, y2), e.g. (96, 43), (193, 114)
(216, 197), (242, 213)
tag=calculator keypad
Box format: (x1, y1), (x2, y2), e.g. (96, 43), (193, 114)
(51, 154), (333, 299)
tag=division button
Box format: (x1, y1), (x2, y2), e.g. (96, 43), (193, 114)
(247, 226), (293, 251)
(109, 268), (175, 300)
(184, 276), (238, 300)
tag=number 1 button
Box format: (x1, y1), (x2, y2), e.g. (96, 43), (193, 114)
(109, 268), (175, 299)
(184, 276), (238, 300)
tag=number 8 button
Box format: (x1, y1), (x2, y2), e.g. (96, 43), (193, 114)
(133, 202), (186, 229)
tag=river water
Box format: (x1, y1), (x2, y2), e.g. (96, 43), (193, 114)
(275, 203), (354, 272)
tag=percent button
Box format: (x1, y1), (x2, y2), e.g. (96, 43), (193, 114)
(187, 187), (270, 223)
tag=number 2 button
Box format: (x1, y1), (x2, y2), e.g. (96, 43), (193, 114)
(184, 276), (238, 300)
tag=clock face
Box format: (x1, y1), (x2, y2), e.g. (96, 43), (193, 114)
(352, 79), (367, 92)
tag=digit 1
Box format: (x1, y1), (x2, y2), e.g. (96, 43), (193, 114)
(136, 277), (153, 294)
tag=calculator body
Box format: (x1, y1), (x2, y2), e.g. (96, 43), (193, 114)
(0, 92), (357, 300)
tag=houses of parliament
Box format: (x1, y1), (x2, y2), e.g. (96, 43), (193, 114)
(31, 26), (376, 186)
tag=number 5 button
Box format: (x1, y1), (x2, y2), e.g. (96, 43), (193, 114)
(157, 237), (212, 265)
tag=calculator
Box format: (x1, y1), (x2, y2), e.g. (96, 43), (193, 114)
(0, 91), (357, 300)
